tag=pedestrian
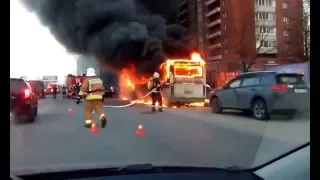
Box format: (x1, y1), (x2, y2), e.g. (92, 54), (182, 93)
(62, 85), (67, 98)
(147, 72), (163, 112)
(52, 85), (57, 99)
(78, 67), (107, 128)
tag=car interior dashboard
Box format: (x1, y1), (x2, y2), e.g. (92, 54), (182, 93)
(11, 143), (309, 180)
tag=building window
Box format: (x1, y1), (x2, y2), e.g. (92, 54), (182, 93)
(270, 13), (276, 21)
(259, 26), (274, 34)
(271, 0), (276, 7)
(224, 49), (228, 54)
(260, 40), (276, 47)
(284, 43), (291, 49)
(223, 12), (227, 17)
(257, 12), (269, 20)
(256, 0), (272, 6)
(283, 16), (290, 23)
(282, 2), (288, 9)
(222, 0), (225, 6)
(284, 29), (289, 36)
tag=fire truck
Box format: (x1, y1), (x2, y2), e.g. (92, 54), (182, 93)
(65, 74), (86, 98)
(161, 53), (207, 106)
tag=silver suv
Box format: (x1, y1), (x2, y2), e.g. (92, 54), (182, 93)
(208, 71), (310, 120)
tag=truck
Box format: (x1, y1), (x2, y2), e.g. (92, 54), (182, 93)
(65, 74), (86, 98)
(42, 76), (58, 95)
(161, 53), (207, 106)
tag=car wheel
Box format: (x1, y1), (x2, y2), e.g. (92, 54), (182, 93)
(251, 99), (270, 120)
(211, 97), (223, 114)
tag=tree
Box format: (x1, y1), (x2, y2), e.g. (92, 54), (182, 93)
(245, 21), (277, 72)
(302, 0), (310, 60)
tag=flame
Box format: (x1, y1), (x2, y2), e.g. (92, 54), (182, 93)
(160, 52), (205, 80)
(118, 53), (206, 108)
(119, 65), (149, 100)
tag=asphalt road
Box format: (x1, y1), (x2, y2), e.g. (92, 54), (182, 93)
(10, 97), (310, 172)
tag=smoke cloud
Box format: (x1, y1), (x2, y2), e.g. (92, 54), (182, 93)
(21, 0), (190, 73)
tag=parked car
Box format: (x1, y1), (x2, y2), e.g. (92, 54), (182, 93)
(10, 78), (38, 123)
(28, 80), (45, 98)
(208, 71), (310, 120)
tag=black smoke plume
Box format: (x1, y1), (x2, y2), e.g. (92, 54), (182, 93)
(21, 0), (190, 73)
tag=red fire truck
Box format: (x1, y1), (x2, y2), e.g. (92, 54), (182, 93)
(65, 74), (86, 98)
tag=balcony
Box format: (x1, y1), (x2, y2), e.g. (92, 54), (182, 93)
(179, 0), (187, 7)
(206, 0), (218, 6)
(207, 31), (222, 39)
(179, 19), (188, 24)
(206, 7), (221, 17)
(208, 43), (222, 50)
(208, 55), (222, 61)
(207, 19), (221, 28)
(178, 9), (188, 17)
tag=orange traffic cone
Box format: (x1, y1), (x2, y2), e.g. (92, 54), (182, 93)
(136, 123), (145, 136)
(67, 108), (73, 114)
(89, 122), (98, 133)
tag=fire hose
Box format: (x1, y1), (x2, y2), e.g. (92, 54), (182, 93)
(102, 83), (212, 108)
(103, 89), (155, 108)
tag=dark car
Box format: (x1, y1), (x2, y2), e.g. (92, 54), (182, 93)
(10, 78), (38, 123)
(28, 80), (45, 98)
(209, 71), (310, 120)
(104, 84), (119, 98)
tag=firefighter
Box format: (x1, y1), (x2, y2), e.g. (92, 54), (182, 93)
(147, 72), (163, 112)
(78, 67), (107, 128)
(62, 85), (67, 98)
(52, 85), (57, 99)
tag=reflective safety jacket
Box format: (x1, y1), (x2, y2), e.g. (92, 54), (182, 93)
(79, 76), (105, 100)
(147, 77), (161, 93)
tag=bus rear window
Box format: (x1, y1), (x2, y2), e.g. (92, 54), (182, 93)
(174, 66), (203, 77)
(276, 74), (306, 85)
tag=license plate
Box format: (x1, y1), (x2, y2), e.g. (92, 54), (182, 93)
(294, 89), (308, 93)
(184, 90), (193, 94)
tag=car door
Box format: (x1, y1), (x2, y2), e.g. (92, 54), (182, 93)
(235, 74), (261, 109)
(218, 78), (242, 108)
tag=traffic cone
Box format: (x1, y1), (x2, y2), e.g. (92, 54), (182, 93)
(89, 122), (98, 133)
(136, 123), (145, 136)
(67, 108), (73, 114)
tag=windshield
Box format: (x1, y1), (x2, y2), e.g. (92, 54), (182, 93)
(174, 66), (203, 77)
(10, 0), (310, 173)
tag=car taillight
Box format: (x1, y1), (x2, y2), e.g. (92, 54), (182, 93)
(269, 84), (288, 92)
(24, 89), (31, 98)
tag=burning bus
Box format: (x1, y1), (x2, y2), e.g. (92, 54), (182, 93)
(160, 53), (207, 106)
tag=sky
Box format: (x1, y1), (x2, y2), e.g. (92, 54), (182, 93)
(10, 0), (77, 83)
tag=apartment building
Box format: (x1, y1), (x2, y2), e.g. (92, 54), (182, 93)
(177, 0), (305, 84)
(76, 55), (100, 76)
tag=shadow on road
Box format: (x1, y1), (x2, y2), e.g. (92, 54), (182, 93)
(221, 110), (309, 121)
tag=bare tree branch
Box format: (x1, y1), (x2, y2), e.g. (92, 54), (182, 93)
(245, 20), (276, 71)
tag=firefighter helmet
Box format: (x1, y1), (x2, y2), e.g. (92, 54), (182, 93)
(153, 72), (160, 79)
(86, 67), (96, 77)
